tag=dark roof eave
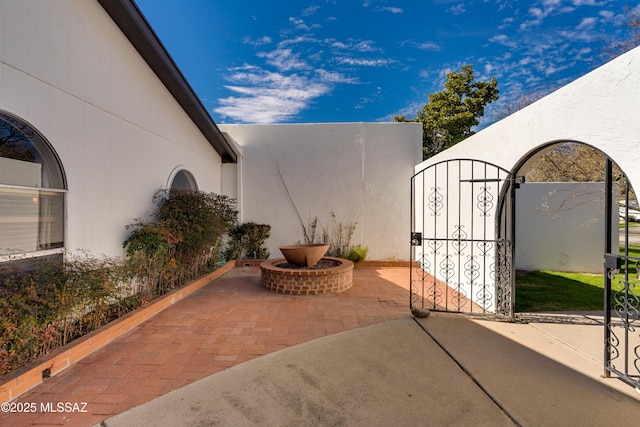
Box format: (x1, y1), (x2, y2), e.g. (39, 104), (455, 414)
(97, 0), (236, 163)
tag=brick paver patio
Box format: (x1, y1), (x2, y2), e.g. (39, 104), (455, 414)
(0, 266), (412, 427)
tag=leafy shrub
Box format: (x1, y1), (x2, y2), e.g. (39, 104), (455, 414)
(346, 244), (368, 262)
(225, 223), (271, 260)
(0, 254), (135, 376)
(124, 190), (238, 296)
(320, 212), (357, 258)
(124, 221), (180, 297)
(1, 190), (240, 377)
(302, 212), (365, 260)
(154, 190), (237, 267)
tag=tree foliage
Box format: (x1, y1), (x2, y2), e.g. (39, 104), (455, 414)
(395, 64), (499, 160)
(524, 143), (615, 183)
(523, 142), (635, 203)
(603, 7), (640, 59)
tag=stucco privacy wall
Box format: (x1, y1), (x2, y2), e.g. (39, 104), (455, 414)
(219, 123), (423, 260)
(409, 47), (640, 311)
(413, 46), (640, 276)
(516, 183), (618, 274)
(415, 45), (640, 191)
(0, 0), (223, 258)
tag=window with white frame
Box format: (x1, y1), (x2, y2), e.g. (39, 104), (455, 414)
(170, 169), (198, 192)
(0, 112), (66, 269)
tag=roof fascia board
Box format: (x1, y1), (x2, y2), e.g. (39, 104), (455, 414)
(97, 0), (236, 163)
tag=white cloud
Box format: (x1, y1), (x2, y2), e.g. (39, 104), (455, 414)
(315, 69), (359, 84)
(416, 41), (442, 51)
(363, 2), (403, 13)
(334, 57), (394, 66)
(484, 63), (494, 74)
(542, 62), (572, 76)
(258, 48), (310, 71)
(558, 16), (599, 41)
(351, 40), (381, 52)
(572, 46), (592, 60)
(521, 0), (578, 28)
(489, 34), (518, 49)
(354, 86), (383, 109)
(381, 6), (403, 13)
(327, 38), (381, 52)
(302, 5), (320, 16)
(289, 17), (310, 30)
(571, 0), (601, 5)
(279, 36), (317, 47)
(215, 70), (331, 123)
(598, 10), (614, 21)
(400, 39), (442, 51)
(498, 17), (515, 30)
(578, 16), (598, 29)
(448, 3), (466, 15)
(243, 36), (272, 46)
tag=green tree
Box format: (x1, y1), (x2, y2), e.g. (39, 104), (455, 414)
(395, 64), (499, 160)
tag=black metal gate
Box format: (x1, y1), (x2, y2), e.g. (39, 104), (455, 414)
(604, 160), (640, 389)
(410, 159), (516, 318)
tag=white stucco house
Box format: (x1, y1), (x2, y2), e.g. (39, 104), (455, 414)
(0, 0), (421, 273)
(2, 0), (638, 279)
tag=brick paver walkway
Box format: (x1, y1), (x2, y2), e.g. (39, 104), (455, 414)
(0, 266), (411, 427)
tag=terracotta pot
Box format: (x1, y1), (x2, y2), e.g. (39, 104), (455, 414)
(279, 243), (330, 267)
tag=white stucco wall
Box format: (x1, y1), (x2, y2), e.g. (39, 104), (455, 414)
(0, 0), (223, 258)
(516, 183), (618, 273)
(219, 123), (423, 260)
(415, 45), (640, 193)
(413, 45), (640, 273)
(410, 47), (640, 310)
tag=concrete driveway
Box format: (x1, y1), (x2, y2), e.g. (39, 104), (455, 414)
(103, 314), (640, 427)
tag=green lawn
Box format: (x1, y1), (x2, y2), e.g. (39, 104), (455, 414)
(515, 245), (640, 312)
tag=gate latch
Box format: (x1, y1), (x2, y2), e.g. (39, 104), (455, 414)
(604, 253), (622, 270)
(411, 232), (422, 246)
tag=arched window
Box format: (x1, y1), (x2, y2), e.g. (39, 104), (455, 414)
(0, 112), (66, 270)
(170, 169), (198, 192)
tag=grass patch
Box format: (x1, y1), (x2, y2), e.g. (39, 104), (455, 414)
(516, 245), (640, 312)
(620, 221), (640, 228)
(516, 270), (606, 312)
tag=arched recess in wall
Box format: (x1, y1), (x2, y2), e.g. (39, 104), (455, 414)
(506, 139), (640, 387)
(0, 111), (67, 272)
(168, 168), (198, 192)
(505, 139), (637, 295)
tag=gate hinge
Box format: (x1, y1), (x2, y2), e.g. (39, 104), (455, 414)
(512, 176), (526, 189)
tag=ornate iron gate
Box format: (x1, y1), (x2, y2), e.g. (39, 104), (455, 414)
(604, 161), (640, 389)
(410, 159), (516, 318)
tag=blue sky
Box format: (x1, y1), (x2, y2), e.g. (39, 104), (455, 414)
(134, 0), (638, 126)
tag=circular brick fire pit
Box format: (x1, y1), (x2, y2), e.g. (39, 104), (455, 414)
(260, 257), (354, 295)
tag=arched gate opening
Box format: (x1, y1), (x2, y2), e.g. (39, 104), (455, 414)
(411, 146), (640, 389)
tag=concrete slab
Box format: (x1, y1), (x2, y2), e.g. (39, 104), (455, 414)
(476, 312), (640, 401)
(417, 315), (640, 426)
(103, 318), (515, 427)
(103, 314), (640, 427)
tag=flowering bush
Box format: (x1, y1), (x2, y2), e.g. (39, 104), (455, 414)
(0, 254), (135, 376)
